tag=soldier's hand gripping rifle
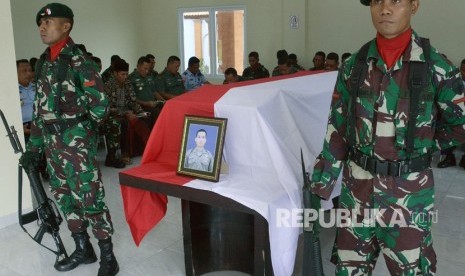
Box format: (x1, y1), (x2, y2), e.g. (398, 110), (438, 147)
(301, 149), (324, 276)
(0, 109), (68, 265)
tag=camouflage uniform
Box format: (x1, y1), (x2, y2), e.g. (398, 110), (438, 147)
(310, 32), (465, 275)
(184, 147), (213, 171)
(27, 38), (113, 240)
(242, 64), (270, 80)
(102, 77), (144, 150)
(102, 78), (150, 157)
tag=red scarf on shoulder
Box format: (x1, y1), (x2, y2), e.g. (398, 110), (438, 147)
(376, 28), (412, 70)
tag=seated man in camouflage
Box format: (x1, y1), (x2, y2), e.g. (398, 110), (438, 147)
(102, 59), (151, 166)
(155, 55), (185, 100)
(242, 51), (270, 80)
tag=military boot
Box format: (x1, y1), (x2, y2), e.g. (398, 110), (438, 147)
(54, 231), (97, 271)
(98, 238), (119, 276)
(459, 154), (465, 169)
(105, 149), (126, 169)
(437, 153), (456, 168)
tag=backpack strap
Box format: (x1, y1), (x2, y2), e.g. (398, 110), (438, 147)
(348, 40), (371, 148)
(405, 37), (431, 155)
(54, 53), (73, 117)
(34, 53), (47, 84)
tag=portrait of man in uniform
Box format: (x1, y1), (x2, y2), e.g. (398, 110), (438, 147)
(177, 116), (227, 182)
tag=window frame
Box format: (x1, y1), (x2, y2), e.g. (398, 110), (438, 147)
(178, 5), (247, 79)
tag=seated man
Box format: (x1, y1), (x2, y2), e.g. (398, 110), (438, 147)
(223, 67), (243, 84)
(288, 53), (306, 71)
(155, 55), (185, 99)
(182, 56), (210, 91)
(325, 52), (339, 71)
(309, 51), (325, 70)
(146, 53), (158, 78)
(272, 56), (299, 77)
(129, 56), (164, 128)
(101, 54), (121, 84)
(242, 51), (270, 80)
(102, 59), (151, 166)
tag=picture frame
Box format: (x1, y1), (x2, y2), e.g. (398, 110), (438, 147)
(177, 115), (228, 182)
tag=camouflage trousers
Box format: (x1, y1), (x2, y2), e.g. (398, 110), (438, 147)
(43, 120), (114, 240)
(330, 161), (436, 275)
(100, 115), (151, 156)
(100, 115), (121, 151)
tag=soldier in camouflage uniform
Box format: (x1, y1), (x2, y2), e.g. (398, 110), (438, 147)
(309, 0), (465, 275)
(22, 3), (119, 275)
(102, 59), (151, 166)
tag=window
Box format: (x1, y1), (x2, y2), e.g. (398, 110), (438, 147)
(179, 6), (245, 78)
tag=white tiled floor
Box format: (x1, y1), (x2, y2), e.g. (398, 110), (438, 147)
(0, 150), (464, 275)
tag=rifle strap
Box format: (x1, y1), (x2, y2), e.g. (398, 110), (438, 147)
(348, 37), (431, 154)
(406, 38), (430, 154)
(348, 41), (371, 148)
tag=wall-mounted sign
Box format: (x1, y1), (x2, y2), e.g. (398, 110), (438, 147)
(290, 15), (299, 29)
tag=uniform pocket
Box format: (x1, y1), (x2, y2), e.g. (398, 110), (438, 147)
(394, 97), (409, 150)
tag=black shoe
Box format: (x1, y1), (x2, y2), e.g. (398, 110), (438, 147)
(459, 155), (465, 169)
(98, 238), (119, 276)
(54, 231), (97, 271)
(437, 154), (456, 168)
(104, 157), (126, 169)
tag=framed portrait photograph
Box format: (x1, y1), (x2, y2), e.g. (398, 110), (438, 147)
(177, 115), (228, 182)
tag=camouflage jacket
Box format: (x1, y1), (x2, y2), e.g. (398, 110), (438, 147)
(311, 31), (465, 200)
(104, 78), (143, 116)
(27, 37), (109, 153)
(242, 64), (270, 80)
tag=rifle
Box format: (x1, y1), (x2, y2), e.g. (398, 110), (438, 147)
(0, 109), (68, 265)
(301, 149), (324, 276)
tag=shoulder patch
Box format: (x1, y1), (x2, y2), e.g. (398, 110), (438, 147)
(84, 80), (95, 87)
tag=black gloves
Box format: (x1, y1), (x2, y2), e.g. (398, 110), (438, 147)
(20, 151), (41, 172)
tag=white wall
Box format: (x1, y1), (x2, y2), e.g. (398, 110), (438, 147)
(0, 0), (31, 228)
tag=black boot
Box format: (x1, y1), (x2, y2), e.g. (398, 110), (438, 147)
(437, 153), (456, 168)
(459, 154), (465, 169)
(98, 238), (119, 276)
(105, 149), (126, 169)
(54, 231), (97, 271)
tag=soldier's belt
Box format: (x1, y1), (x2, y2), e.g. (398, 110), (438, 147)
(43, 116), (87, 135)
(349, 149), (432, 177)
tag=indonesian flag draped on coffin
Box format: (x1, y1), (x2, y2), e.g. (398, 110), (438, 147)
(120, 71), (338, 276)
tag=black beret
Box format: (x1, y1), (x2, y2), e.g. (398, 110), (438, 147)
(360, 0), (371, 5)
(36, 3), (74, 26)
